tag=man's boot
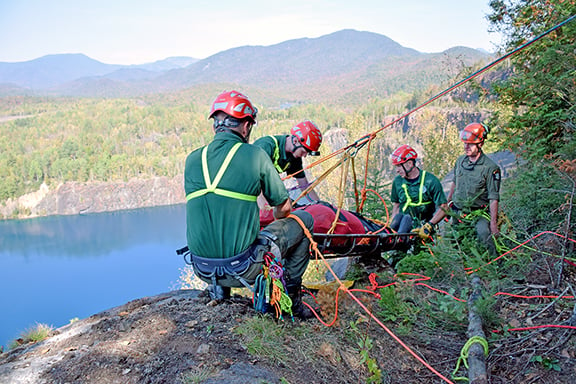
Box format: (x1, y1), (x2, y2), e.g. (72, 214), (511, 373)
(207, 284), (231, 300)
(286, 285), (314, 320)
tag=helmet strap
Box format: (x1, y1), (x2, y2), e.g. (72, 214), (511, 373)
(401, 161), (415, 176)
(290, 135), (305, 153)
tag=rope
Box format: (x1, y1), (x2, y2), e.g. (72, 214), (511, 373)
(281, 14), (576, 215)
(253, 273), (269, 313)
(272, 16), (576, 382)
(493, 325), (576, 333)
(287, 213), (457, 384)
(451, 336), (489, 382)
(328, 156), (350, 233)
(465, 231), (576, 274)
(290, 153), (351, 207)
(271, 279), (292, 320)
(252, 252), (294, 320)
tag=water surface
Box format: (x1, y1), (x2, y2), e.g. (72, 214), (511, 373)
(0, 204), (187, 349)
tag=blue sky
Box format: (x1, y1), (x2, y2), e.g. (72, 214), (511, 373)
(0, 0), (498, 64)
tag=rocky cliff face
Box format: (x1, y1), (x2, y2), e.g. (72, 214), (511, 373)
(0, 176), (184, 220)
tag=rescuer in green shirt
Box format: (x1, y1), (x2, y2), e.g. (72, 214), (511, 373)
(253, 120), (323, 203)
(389, 145), (448, 240)
(184, 90), (314, 319)
(447, 122), (501, 256)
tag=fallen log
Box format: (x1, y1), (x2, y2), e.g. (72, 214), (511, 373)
(466, 274), (489, 384)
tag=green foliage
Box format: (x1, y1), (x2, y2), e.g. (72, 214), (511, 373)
(9, 323), (53, 349)
(180, 366), (216, 384)
(349, 318), (384, 384)
(376, 285), (417, 327)
(500, 161), (572, 233)
(530, 355), (561, 371)
(0, 97), (210, 199)
(417, 110), (461, 179)
(344, 262), (368, 281)
(488, 0), (576, 161)
(234, 316), (291, 365)
(424, 290), (468, 331)
(473, 295), (502, 331)
(395, 248), (446, 277)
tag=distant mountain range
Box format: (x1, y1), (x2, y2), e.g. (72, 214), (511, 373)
(0, 29), (491, 103)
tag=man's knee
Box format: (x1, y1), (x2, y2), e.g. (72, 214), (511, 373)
(290, 209), (314, 231)
(475, 218), (491, 242)
(476, 218), (497, 255)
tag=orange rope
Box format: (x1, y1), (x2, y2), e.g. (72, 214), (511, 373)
(358, 133), (376, 212)
(465, 231), (576, 274)
(287, 213), (456, 384)
(494, 292), (575, 300)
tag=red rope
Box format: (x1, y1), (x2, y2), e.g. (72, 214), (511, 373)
(492, 325), (576, 333)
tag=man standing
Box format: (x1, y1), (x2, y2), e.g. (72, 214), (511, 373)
(184, 90), (314, 319)
(447, 123), (501, 256)
(389, 144), (448, 240)
(253, 120), (323, 203)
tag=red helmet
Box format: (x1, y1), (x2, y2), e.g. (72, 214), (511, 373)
(391, 145), (418, 165)
(291, 120), (322, 156)
(460, 123), (488, 144)
(209, 90), (257, 123)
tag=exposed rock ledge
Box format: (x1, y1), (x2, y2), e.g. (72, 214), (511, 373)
(0, 176), (185, 220)
(0, 290), (285, 384)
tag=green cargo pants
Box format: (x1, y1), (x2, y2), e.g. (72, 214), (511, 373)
(261, 209), (314, 288)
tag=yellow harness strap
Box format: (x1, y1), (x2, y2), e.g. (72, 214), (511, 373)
(186, 142), (258, 202)
(270, 135), (288, 173)
(401, 170), (432, 212)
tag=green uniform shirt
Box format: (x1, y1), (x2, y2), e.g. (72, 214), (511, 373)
(452, 152), (501, 211)
(390, 169), (447, 222)
(253, 135), (306, 179)
(185, 131), (289, 258)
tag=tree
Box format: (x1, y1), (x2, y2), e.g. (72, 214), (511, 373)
(487, 0), (576, 236)
(488, 0), (576, 160)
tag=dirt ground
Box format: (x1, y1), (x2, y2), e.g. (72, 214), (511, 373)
(0, 258), (575, 384)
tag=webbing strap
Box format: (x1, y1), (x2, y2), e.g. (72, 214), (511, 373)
(269, 135), (288, 173)
(186, 142), (257, 202)
(451, 335), (489, 382)
(401, 170), (432, 212)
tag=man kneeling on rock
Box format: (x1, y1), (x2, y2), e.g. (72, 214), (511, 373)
(184, 90), (314, 319)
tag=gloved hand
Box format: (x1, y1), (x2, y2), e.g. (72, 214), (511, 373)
(412, 222), (435, 240)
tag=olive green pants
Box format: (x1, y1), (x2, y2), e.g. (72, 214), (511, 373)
(262, 210), (314, 288)
(194, 210), (314, 289)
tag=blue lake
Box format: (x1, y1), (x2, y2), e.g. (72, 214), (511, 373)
(0, 204), (188, 349)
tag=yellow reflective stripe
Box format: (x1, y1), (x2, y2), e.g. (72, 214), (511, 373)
(401, 171), (432, 212)
(205, 143), (240, 190)
(269, 135), (285, 173)
(186, 187), (258, 202)
(186, 142), (257, 202)
(213, 189), (257, 201)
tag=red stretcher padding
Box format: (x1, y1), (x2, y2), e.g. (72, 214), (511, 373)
(259, 202), (402, 255)
(259, 202), (377, 235)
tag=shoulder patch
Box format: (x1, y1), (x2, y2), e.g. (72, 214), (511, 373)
(493, 169), (501, 182)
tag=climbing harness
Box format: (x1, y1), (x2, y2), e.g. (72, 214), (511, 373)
(186, 142), (258, 202)
(400, 170), (433, 213)
(268, 135), (290, 173)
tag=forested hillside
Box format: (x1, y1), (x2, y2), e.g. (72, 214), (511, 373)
(1, 2), (575, 383)
(0, 81), (491, 220)
(0, 29), (489, 101)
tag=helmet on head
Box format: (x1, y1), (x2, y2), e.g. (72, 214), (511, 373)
(391, 145), (418, 165)
(209, 90), (258, 123)
(291, 120), (322, 156)
(460, 123), (488, 144)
